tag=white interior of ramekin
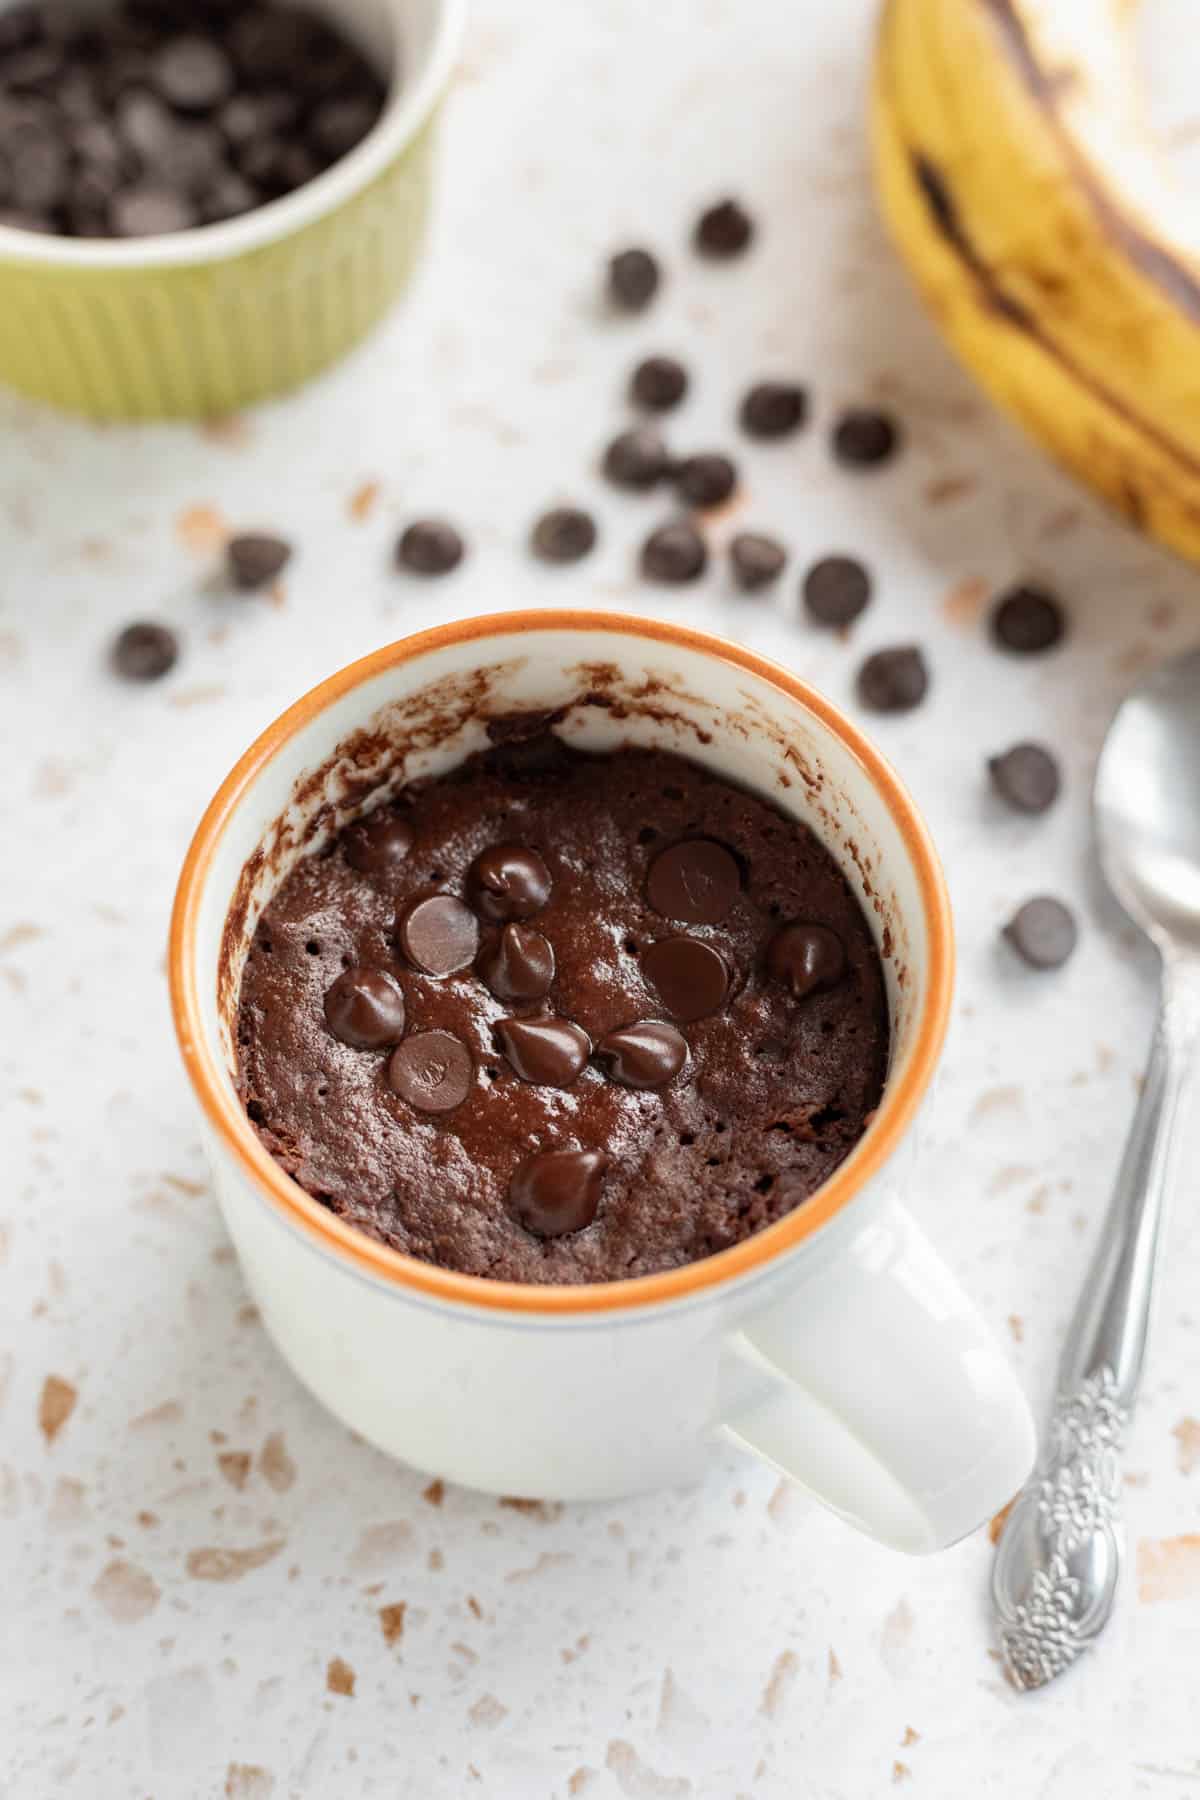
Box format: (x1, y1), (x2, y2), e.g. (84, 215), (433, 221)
(0, 0), (464, 268)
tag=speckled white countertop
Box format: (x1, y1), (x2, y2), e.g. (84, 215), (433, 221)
(4, 1), (1200, 1795)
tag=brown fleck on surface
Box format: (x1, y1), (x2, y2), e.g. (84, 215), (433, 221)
(924, 474), (977, 505)
(970, 1085), (1024, 1125)
(567, 1773), (594, 1797)
(350, 1521), (414, 1571)
(766, 1479), (795, 1524)
(893, 1763), (912, 1784)
(186, 1540), (285, 1582)
(348, 479), (381, 521)
(379, 1602), (406, 1646)
(504, 1551), (573, 1583)
(1007, 1314), (1024, 1344)
(1172, 1417), (1200, 1475)
(48, 1476), (89, 1526)
(499, 1497), (564, 1522)
(988, 1164), (1035, 1196)
(880, 1597), (915, 1672)
(137, 1510), (159, 1528)
(828, 1646), (842, 1684)
(1137, 1534), (1200, 1604)
(130, 1398), (183, 1431)
(326, 1656), (356, 1697)
(39, 1375), (77, 1444)
(1037, 505), (1082, 539)
(428, 1547), (444, 1571)
(468, 1692), (507, 1728)
(93, 1559), (160, 1623)
(170, 684), (229, 710)
(605, 1740), (692, 1798)
(163, 1173), (207, 1198)
(0, 922), (42, 953)
(201, 416), (252, 449)
(940, 574), (988, 629)
(224, 1765), (274, 1799)
(423, 1478), (445, 1507)
(177, 503), (228, 553)
(901, 1726), (920, 1747)
(258, 1432), (296, 1493)
(759, 1649), (798, 1720)
(988, 1496), (1017, 1545)
(217, 1451), (252, 1490)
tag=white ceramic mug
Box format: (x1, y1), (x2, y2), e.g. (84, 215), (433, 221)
(170, 611), (1035, 1552)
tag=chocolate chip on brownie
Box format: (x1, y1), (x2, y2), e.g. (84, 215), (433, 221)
(594, 1021), (688, 1089)
(608, 246), (660, 312)
(740, 381), (807, 440)
(530, 506), (597, 565)
(647, 838), (740, 923)
(388, 1030), (474, 1113)
(729, 532), (787, 592)
(640, 936), (731, 1023)
(694, 196), (754, 258)
(630, 354), (688, 412)
(493, 1016), (591, 1087)
(396, 518), (465, 576)
(110, 620), (179, 681)
(323, 966), (406, 1050)
(856, 645), (929, 712)
(767, 923), (846, 998)
(640, 520), (707, 583)
(1003, 896), (1078, 969)
(396, 894), (480, 977)
(987, 743), (1061, 813)
(990, 584), (1067, 654)
(509, 1147), (607, 1238)
(803, 555), (872, 628)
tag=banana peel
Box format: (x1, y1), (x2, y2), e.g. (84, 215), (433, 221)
(872, 0), (1200, 562)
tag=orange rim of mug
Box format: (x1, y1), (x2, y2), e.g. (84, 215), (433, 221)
(168, 611), (954, 1316)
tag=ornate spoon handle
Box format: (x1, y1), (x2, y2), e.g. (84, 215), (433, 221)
(992, 954), (1200, 1690)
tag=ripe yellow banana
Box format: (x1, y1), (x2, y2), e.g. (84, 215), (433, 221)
(872, 0), (1200, 562)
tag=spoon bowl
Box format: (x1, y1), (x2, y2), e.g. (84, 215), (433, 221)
(1094, 646), (1200, 946)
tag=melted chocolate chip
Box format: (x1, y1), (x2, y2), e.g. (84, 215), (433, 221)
(323, 965), (406, 1049)
(641, 936), (731, 1022)
(343, 810), (414, 877)
(387, 1030), (473, 1112)
(1003, 896), (1077, 969)
(396, 894), (480, 976)
(493, 1016), (591, 1087)
(468, 845), (552, 922)
(595, 1021), (688, 1089)
(767, 923), (846, 998)
(475, 923), (555, 1002)
(647, 838), (740, 924)
(508, 1147), (606, 1237)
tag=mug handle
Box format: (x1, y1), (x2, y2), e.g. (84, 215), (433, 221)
(717, 1195), (1036, 1552)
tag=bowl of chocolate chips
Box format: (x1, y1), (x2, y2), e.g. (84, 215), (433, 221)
(0, 0), (463, 417)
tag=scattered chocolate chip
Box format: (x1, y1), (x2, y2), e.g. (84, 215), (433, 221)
(1003, 896), (1078, 970)
(530, 506), (596, 564)
(108, 182), (196, 235)
(396, 894), (480, 977)
(674, 452), (737, 509)
(630, 354), (688, 412)
(508, 1147), (606, 1238)
(323, 965), (406, 1050)
(110, 620), (178, 681)
(152, 35), (234, 111)
(641, 520), (707, 584)
(832, 408), (899, 467)
(115, 88), (175, 160)
(9, 135), (66, 211)
(641, 936), (731, 1023)
(730, 531), (787, 592)
(200, 168), (258, 222)
(388, 1030), (473, 1113)
(309, 95), (377, 160)
(803, 555), (871, 628)
(740, 381), (807, 440)
(990, 584), (1066, 654)
(647, 838), (740, 924)
(694, 196), (753, 258)
(595, 1020), (687, 1089)
(227, 531), (291, 590)
(856, 645), (929, 713)
(343, 810), (414, 877)
(602, 424), (670, 491)
(987, 743), (1061, 814)
(608, 246), (659, 311)
(396, 518), (464, 576)
(469, 845), (552, 923)
(475, 923), (555, 1003)
(493, 1016), (591, 1087)
(766, 923), (846, 998)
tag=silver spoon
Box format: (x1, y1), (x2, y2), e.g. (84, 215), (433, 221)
(992, 646), (1200, 1690)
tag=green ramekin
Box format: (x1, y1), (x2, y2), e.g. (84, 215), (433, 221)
(0, 0), (464, 420)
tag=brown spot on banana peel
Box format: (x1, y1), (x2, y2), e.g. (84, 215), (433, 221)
(909, 149), (1200, 523)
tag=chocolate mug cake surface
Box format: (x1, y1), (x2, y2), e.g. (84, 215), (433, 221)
(235, 727), (889, 1285)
